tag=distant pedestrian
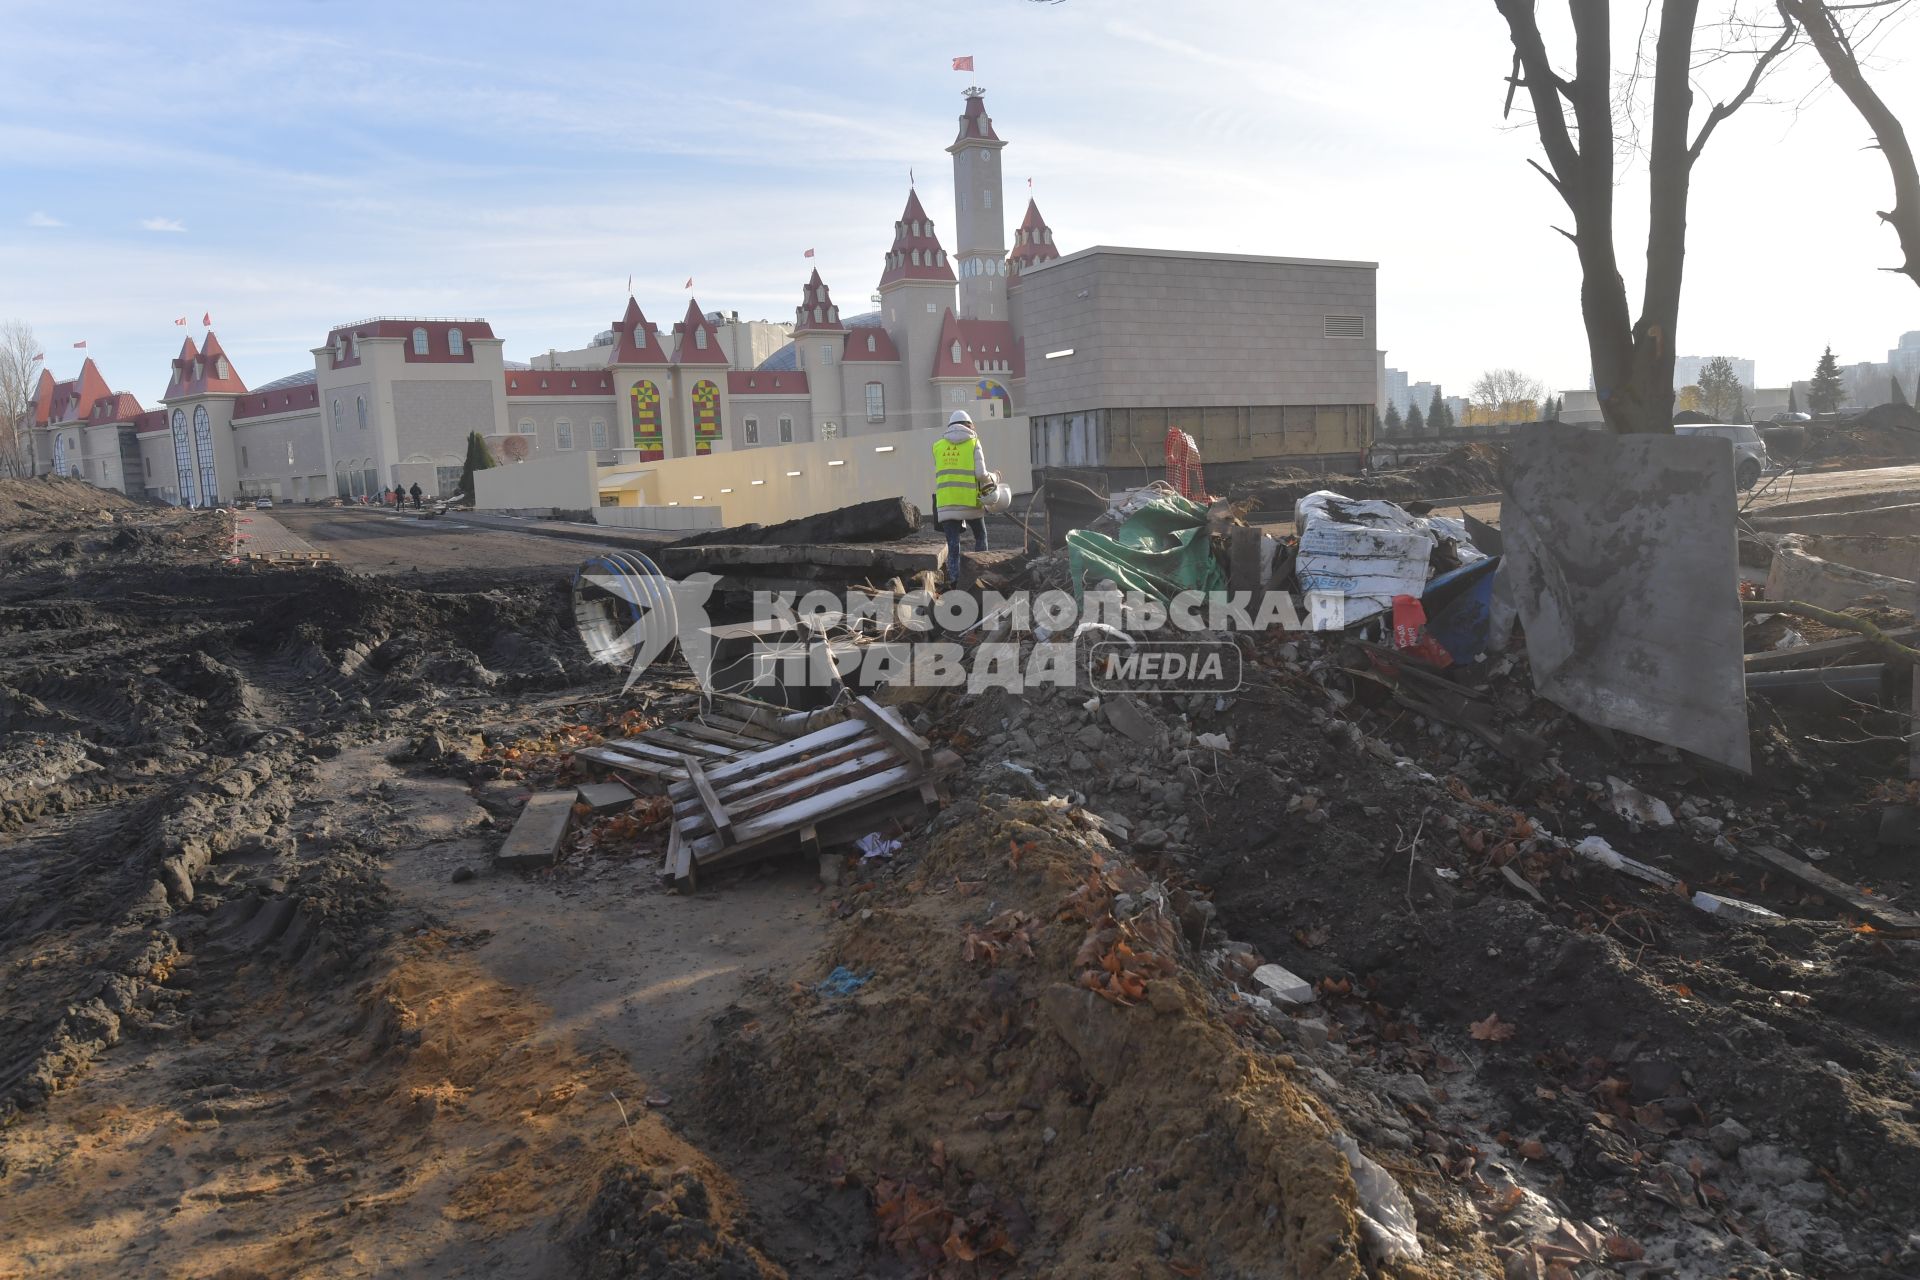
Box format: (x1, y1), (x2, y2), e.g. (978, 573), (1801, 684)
(409, 482), (423, 509)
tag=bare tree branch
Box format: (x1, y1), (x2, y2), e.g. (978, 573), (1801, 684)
(1688, 18), (1799, 161)
(0, 321), (44, 479)
(1779, 0), (1920, 287)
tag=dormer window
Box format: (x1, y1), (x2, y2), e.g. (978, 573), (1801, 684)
(192, 360), (202, 380)
(412, 327), (429, 355)
(216, 357), (229, 379)
(866, 334), (877, 354)
(448, 327), (464, 356)
(694, 327), (708, 351)
(911, 249), (922, 267)
(951, 341), (963, 365)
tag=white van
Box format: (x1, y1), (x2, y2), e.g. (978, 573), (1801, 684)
(1674, 423), (1770, 490)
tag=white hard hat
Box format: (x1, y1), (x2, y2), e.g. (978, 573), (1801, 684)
(947, 409), (974, 426)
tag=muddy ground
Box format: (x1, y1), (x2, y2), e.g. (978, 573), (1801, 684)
(4, 474), (1919, 1278)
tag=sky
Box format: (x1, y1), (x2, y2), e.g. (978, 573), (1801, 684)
(5, 0), (1918, 408)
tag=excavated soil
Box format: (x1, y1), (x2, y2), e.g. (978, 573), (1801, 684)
(1231, 445), (1507, 514)
(8, 483), (1920, 1278)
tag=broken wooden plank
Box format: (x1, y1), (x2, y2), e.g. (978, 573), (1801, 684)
(1742, 843), (1920, 932)
(576, 781), (636, 813)
(632, 730), (738, 759)
(683, 756), (734, 846)
(574, 745), (689, 782)
(691, 717), (870, 787)
(496, 792), (574, 870)
(671, 733), (884, 808)
(596, 738), (696, 766)
(673, 745), (899, 837)
(689, 750), (960, 861)
(1743, 626), (1920, 673)
(849, 694), (928, 770)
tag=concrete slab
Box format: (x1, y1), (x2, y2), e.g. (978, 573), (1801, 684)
(576, 781), (636, 813)
(496, 792), (574, 869)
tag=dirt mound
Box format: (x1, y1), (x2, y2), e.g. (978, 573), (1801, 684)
(1232, 443), (1507, 512)
(1775, 408), (1920, 467)
(0, 474), (149, 530)
(571, 1165), (784, 1279)
(706, 795), (1418, 1278)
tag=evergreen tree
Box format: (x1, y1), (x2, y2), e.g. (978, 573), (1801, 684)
(1808, 346), (1845, 414)
(1697, 356), (1747, 421)
(1405, 401), (1426, 434)
(458, 431), (496, 506)
(1384, 401), (1403, 434)
(1788, 387), (1800, 415)
(1427, 389), (1449, 433)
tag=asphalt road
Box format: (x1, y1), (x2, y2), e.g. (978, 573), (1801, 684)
(274, 507), (597, 575)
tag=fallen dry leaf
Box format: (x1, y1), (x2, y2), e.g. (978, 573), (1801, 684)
(1470, 1012), (1516, 1042)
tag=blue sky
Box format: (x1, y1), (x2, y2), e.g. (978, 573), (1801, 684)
(6, 0), (1918, 407)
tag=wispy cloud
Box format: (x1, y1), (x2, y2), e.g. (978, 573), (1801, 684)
(140, 217), (187, 233)
(26, 211), (64, 228)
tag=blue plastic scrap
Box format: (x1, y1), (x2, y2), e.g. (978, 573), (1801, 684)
(1421, 557), (1500, 665)
(815, 965), (872, 997)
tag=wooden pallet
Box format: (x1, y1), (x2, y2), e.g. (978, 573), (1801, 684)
(663, 695), (957, 890)
(574, 710), (798, 783)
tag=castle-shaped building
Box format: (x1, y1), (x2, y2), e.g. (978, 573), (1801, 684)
(25, 88), (1064, 504)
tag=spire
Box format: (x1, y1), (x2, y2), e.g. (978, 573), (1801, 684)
(672, 298), (728, 365)
(950, 87), (1002, 147)
(793, 268), (846, 331)
(1008, 197), (1060, 286)
(878, 189), (956, 289)
(610, 295), (669, 364)
(164, 332), (245, 398)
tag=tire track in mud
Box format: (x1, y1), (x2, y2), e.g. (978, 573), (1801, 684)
(1, 553), (599, 1129)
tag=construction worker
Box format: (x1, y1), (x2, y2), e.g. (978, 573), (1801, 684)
(933, 409), (990, 588)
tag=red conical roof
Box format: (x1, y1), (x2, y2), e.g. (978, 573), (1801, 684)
(672, 298), (729, 366)
(950, 89), (1002, 147)
(611, 295), (670, 365)
(878, 189), (955, 288)
(165, 331), (246, 398)
(794, 268), (846, 331)
(1008, 197), (1061, 287)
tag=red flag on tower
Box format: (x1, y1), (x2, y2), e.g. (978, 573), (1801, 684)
(173, 316), (187, 326)
(804, 248), (815, 258)
(31, 352), (44, 362)
(952, 55), (973, 71)
(202, 312), (210, 326)
(684, 277), (693, 289)
(72, 340), (87, 349)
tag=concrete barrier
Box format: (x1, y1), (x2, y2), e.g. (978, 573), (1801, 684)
(1764, 534), (1920, 612)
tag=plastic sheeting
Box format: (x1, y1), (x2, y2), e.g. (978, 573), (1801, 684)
(1065, 493), (1226, 603)
(1293, 491), (1486, 629)
(1498, 425), (1750, 773)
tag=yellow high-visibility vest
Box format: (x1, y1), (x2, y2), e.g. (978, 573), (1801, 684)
(933, 436), (981, 512)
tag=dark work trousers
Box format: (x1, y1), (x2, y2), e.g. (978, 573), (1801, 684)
(940, 516), (988, 585)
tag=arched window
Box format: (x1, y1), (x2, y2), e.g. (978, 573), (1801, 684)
(216, 357), (229, 379)
(171, 409), (195, 506)
(193, 405), (216, 506)
(951, 341), (963, 366)
(555, 419), (573, 450)
(448, 327), (464, 356)
(356, 395), (367, 429)
(694, 327), (708, 351)
(412, 327), (429, 355)
(331, 398), (343, 430)
(517, 419), (535, 435)
(590, 419), (608, 449)
(866, 333), (877, 354)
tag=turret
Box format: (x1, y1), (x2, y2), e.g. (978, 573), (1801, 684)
(946, 87), (1009, 321)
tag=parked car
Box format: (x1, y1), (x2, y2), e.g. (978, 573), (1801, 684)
(254, 496), (274, 509)
(1673, 423), (1770, 490)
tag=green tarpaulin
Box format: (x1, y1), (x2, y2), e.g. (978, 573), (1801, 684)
(1064, 494), (1226, 603)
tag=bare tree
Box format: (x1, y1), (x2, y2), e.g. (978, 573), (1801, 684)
(1471, 367), (1548, 414)
(1495, 1), (1796, 434)
(0, 321), (43, 478)
(1777, 0), (1920, 289)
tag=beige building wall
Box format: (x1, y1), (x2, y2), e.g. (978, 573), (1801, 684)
(839, 363), (910, 438)
(501, 396), (619, 456)
(472, 449), (599, 511)
(734, 397), (814, 447)
(233, 409), (330, 501)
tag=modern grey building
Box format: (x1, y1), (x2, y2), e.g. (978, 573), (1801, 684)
(1017, 246), (1378, 476)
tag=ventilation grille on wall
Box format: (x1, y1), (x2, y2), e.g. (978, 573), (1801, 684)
(1324, 314), (1366, 339)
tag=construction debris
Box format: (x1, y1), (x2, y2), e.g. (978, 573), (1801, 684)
(495, 791), (575, 869)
